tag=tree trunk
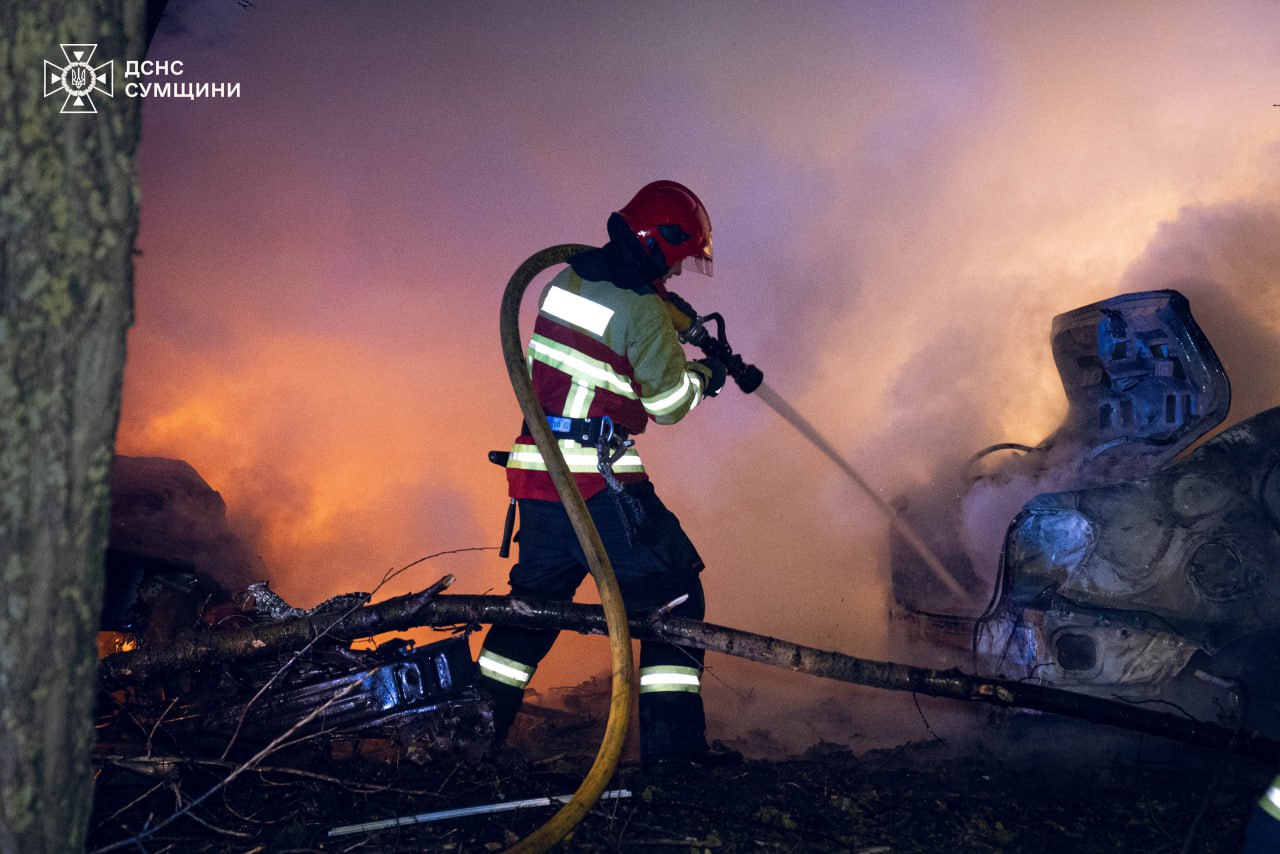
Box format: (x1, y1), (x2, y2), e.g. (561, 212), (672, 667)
(100, 591), (1280, 762)
(0, 3), (144, 851)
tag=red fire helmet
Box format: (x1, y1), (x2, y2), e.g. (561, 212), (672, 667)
(616, 180), (713, 277)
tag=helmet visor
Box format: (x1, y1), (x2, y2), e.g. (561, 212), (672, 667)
(683, 237), (713, 277)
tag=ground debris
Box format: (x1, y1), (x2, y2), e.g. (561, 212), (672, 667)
(91, 716), (1272, 853)
(91, 570), (1272, 853)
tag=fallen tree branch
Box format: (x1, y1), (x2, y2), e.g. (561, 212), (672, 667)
(100, 591), (1280, 760)
(99, 575), (456, 689)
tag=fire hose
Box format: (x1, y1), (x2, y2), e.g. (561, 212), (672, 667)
(499, 245), (633, 853)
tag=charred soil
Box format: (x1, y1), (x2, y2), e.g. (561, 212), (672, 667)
(91, 702), (1271, 853)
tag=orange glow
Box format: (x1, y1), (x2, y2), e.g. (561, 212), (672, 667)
(119, 327), (515, 606)
(96, 632), (137, 659)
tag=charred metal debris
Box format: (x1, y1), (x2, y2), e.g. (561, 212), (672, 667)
(97, 578), (494, 764)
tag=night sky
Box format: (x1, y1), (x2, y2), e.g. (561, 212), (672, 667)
(117, 1), (1280, 749)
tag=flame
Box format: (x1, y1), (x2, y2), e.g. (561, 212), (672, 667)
(119, 328), (513, 605)
(97, 632), (137, 659)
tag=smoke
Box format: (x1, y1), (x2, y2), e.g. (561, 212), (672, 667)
(1120, 196), (1280, 424)
(119, 1), (1280, 753)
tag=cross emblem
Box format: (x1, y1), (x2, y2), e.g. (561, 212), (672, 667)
(44, 44), (114, 114)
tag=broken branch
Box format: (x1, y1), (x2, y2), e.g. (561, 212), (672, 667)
(99, 575), (455, 689)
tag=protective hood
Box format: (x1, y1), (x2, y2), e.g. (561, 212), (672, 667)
(567, 213), (670, 295)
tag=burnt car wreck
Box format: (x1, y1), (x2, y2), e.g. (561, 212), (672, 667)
(893, 288), (1280, 737)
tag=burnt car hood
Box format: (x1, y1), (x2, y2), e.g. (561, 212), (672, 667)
(999, 405), (1280, 654)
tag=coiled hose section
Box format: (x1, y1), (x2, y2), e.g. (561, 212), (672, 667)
(500, 245), (633, 853)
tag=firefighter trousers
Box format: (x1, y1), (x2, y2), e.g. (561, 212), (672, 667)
(479, 481), (709, 760)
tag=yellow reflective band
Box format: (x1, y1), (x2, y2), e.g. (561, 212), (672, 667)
(507, 443), (644, 473)
(542, 286), (615, 336)
(1262, 782), (1280, 821)
(639, 665), (701, 694)
(528, 335), (636, 397)
(478, 650), (536, 689)
(643, 371), (696, 416)
(566, 381), (594, 418)
(640, 672), (700, 687)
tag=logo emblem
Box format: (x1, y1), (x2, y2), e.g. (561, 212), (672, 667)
(44, 44), (114, 114)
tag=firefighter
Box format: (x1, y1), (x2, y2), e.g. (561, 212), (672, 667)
(479, 180), (741, 772)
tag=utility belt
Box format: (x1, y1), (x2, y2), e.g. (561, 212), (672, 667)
(541, 416), (636, 497)
(491, 415), (650, 555)
(545, 415), (628, 450)
(491, 416), (634, 468)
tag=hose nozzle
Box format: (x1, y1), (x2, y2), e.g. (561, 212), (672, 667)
(664, 292), (763, 394)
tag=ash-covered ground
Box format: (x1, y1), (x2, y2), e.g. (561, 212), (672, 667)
(91, 672), (1272, 853)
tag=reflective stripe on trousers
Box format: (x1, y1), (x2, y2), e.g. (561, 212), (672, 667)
(478, 648), (536, 689)
(639, 664), (701, 694)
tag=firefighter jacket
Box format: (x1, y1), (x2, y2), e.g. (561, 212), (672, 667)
(507, 267), (713, 501)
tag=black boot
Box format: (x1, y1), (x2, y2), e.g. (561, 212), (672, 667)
(643, 740), (743, 776)
(483, 681), (525, 748)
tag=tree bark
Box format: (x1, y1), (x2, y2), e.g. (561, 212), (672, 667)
(100, 591), (1280, 762)
(0, 3), (144, 851)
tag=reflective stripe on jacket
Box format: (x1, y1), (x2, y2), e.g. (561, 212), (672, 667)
(507, 268), (711, 501)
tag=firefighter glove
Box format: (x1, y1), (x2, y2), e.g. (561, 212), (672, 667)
(695, 358), (727, 397)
